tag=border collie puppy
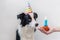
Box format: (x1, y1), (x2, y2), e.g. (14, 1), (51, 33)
(16, 12), (38, 40)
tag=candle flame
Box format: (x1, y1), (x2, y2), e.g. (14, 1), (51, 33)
(45, 16), (47, 20)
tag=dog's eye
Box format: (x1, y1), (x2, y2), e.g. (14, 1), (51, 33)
(28, 19), (31, 22)
(29, 19), (31, 21)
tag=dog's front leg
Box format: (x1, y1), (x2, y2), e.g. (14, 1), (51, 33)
(16, 30), (21, 40)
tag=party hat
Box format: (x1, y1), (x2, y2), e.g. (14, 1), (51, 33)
(25, 2), (32, 13)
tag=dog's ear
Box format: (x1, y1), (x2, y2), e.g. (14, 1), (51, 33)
(17, 13), (25, 19)
(34, 12), (38, 20)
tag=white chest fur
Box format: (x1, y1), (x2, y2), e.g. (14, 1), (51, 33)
(20, 26), (34, 40)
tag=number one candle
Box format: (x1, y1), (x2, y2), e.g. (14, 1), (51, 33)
(44, 17), (48, 26)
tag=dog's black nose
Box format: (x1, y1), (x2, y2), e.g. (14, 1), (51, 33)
(35, 23), (39, 27)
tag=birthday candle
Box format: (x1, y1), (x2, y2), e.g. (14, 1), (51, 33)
(44, 17), (48, 26)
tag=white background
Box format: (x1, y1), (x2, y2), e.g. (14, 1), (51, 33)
(0, 0), (60, 40)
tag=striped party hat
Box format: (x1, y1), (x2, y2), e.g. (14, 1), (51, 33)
(25, 2), (33, 13)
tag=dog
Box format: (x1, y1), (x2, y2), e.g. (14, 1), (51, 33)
(16, 12), (38, 40)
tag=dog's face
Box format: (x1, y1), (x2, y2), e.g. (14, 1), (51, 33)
(17, 12), (38, 28)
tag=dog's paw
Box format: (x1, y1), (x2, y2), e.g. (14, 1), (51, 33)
(34, 28), (36, 32)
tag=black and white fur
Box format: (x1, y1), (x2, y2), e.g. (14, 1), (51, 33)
(16, 12), (38, 40)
